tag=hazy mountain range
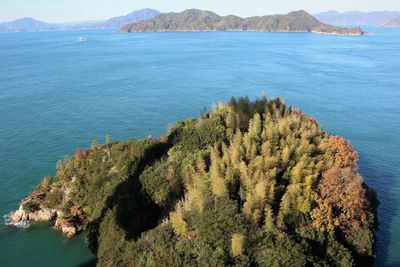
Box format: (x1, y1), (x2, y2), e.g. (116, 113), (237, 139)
(383, 16), (400, 26)
(314, 10), (400, 26)
(120, 9), (364, 35)
(0, 18), (58, 32)
(2, 8), (399, 32)
(0, 8), (161, 32)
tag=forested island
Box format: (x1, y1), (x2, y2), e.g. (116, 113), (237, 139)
(120, 9), (365, 35)
(8, 96), (376, 266)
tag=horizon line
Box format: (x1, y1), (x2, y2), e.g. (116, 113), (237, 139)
(1, 8), (400, 24)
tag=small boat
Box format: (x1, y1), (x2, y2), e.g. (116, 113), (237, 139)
(76, 36), (86, 42)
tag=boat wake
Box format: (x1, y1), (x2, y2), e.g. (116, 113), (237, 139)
(75, 36), (86, 43)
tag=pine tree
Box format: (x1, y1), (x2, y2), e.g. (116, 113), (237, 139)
(231, 234), (245, 257)
(264, 204), (275, 232)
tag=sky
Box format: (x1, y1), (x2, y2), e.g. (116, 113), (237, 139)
(1, 0), (400, 23)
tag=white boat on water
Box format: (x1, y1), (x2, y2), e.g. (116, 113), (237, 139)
(76, 36), (86, 42)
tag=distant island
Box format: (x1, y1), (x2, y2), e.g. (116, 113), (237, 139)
(0, 18), (58, 32)
(314, 10), (400, 26)
(120, 9), (365, 35)
(3, 8), (400, 33)
(7, 96), (376, 266)
(383, 16), (400, 26)
(0, 8), (161, 32)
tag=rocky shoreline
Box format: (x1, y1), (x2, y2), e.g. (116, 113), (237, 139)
(5, 199), (84, 238)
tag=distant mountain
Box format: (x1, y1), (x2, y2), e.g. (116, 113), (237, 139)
(0, 18), (58, 32)
(314, 10), (400, 25)
(98, 8), (161, 28)
(120, 9), (364, 35)
(383, 16), (400, 26)
(0, 8), (162, 32)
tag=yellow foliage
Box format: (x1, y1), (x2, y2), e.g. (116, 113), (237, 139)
(255, 181), (267, 202)
(242, 194), (254, 220)
(264, 205), (275, 232)
(281, 146), (290, 164)
(170, 205), (187, 236)
(231, 234), (245, 257)
(211, 176), (227, 197)
(196, 158), (206, 175)
(249, 113), (262, 139)
(291, 161), (305, 183)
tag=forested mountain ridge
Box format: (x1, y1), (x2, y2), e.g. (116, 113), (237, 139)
(8, 96), (376, 266)
(120, 9), (365, 35)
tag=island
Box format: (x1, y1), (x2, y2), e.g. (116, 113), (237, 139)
(0, 8), (161, 32)
(7, 96), (376, 266)
(383, 16), (400, 26)
(120, 9), (365, 35)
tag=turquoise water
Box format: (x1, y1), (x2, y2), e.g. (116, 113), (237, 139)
(0, 28), (399, 266)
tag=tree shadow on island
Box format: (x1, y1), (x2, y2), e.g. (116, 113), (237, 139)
(86, 136), (177, 256)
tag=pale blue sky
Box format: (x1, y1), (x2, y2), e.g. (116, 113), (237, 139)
(1, 0), (400, 22)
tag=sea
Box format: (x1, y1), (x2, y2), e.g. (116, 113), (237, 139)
(0, 28), (399, 266)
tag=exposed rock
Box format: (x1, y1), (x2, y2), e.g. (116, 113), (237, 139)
(30, 208), (57, 221)
(54, 218), (77, 238)
(7, 200), (57, 229)
(9, 208), (29, 222)
(7, 196), (85, 238)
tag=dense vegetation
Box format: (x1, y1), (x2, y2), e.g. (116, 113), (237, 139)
(120, 9), (364, 35)
(22, 96), (376, 266)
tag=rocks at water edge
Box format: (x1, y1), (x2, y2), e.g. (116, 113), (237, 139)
(6, 199), (80, 238)
(9, 205), (57, 222)
(54, 218), (77, 238)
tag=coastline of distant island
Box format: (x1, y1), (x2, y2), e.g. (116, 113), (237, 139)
(120, 9), (364, 35)
(0, 8), (368, 35)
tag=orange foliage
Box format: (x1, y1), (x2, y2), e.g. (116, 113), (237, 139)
(311, 166), (366, 232)
(328, 136), (359, 170)
(75, 148), (88, 161)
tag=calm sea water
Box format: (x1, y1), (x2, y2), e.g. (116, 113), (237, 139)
(0, 28), (399, 266)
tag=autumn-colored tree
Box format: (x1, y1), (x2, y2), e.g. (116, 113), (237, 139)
(329, 136), (359, 170)
(311, 166), (366, 232)
(231, 233), (245, 257)
(75, 147), (88, 161)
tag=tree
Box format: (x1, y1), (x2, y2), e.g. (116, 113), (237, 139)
(231, 234), (245, 257)
(329, 136), (359, 170)
(311, 166), (366, 232)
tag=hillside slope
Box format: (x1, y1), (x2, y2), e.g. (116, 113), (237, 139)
(120, 9), (364, 35)
(0, 18), (58, 32)
(96, 8), (161, 29)
(8, 96), (376, 266)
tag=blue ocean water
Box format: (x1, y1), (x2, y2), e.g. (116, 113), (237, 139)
(0, 28), (399, 266)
